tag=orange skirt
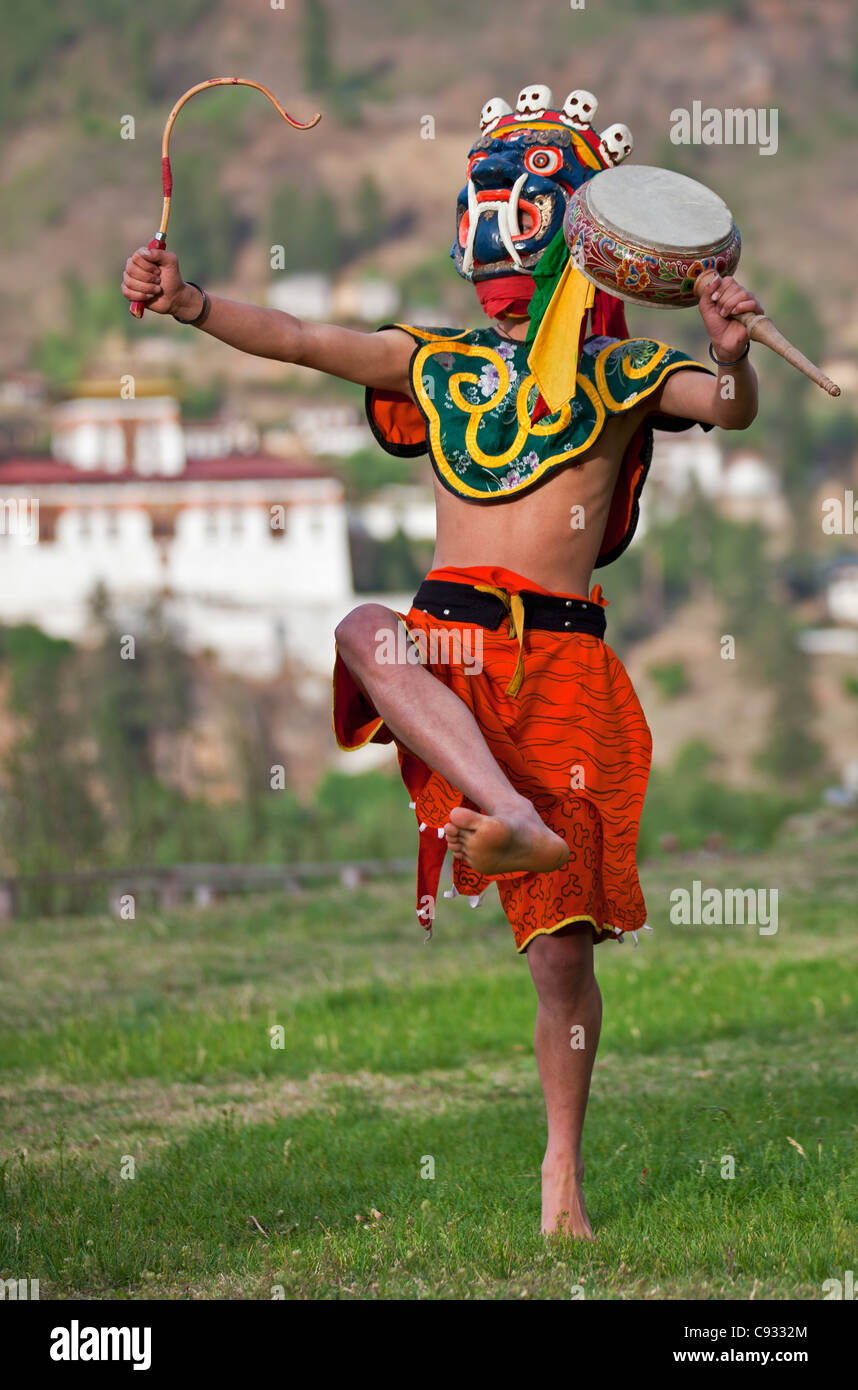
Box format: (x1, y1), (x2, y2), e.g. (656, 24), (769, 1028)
(332, 564), (652, 953)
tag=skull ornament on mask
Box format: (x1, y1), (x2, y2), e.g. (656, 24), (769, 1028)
(453, 84), (633, 284)
(480, 97), (513, 134)
(598, 123), (634, 166)
(515, 84), (553, 120)
(560, 90), (599, 131)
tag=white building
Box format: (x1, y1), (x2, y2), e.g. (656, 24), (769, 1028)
(184, 417), (259, 460)
(267, 273), (333, 321)
(334, 278), (400, 324)
(267, 273), (400, 325)
(0, 395), (357, 678)
(357, 484), (436, 542)
(639, 428), (787, 534)
(649, 425), (724, 500)
(288, 405), (371, 458)
(718, 450), (790, 530)
(52, 396), (186, 476)
(826, 559), (858, 627)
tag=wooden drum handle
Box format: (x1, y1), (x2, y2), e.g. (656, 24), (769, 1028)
(695, 269), (840, 398)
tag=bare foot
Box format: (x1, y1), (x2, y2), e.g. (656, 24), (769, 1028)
(541, 1160), (594, 1240)
(443, 802), (568, 876)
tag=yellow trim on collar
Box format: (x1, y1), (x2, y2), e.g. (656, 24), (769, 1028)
(594, 339), (704, 411)
(410, 336), (607, 497)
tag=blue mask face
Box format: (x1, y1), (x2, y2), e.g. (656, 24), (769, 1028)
(452, 118), (608, 283)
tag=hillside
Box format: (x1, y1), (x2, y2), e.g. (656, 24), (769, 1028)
(1, 0), (856, 853)
(2, 0), (858, 376)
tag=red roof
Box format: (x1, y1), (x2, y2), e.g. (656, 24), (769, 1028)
(0, 454), (333, 485)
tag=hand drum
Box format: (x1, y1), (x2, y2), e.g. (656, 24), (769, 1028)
(564, 164), (839, 395)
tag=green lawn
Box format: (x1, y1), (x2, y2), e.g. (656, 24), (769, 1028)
(1, 825), (856, 1300)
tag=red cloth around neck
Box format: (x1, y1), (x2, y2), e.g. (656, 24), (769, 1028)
(475, 274), (536, 320)
(591, 289), (628, 340)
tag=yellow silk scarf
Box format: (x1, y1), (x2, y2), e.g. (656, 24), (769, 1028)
(527, 262), (596, 415)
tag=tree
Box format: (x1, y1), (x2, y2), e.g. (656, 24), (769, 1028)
(168, 154), (242, 284)
(301, 0), (333, 93)
(354, 174), (382, 256)
(268, 184), (342, 272)
(752, 279), (824, 510)
(0, 624), (104, 879)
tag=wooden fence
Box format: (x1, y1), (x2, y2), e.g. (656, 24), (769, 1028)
(0, 859), (416, 921)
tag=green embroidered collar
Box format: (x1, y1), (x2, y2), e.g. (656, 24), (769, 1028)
(398, 323), (708, 500)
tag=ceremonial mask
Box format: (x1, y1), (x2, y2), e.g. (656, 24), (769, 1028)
(452, 83), (633, 284)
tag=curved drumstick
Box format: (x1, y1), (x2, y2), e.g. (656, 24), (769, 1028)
(130, 78), (321, 319)
(694, 269), (840, 398)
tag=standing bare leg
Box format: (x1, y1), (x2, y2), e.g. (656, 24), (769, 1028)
(335, 603), (568, 874)
(526, 924), (602, 1238)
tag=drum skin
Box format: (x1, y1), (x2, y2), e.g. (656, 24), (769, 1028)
(563, 165), (741, 309)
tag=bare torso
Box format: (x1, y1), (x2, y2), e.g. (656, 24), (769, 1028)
(430, 403), (650, 596)
(119, 259), (757, 598)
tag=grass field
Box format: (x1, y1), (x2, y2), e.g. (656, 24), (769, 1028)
(1, 822), (856, 1301)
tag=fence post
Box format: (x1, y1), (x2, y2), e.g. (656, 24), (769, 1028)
(158, 876), (182, 911)
(0, 881), (17, 922)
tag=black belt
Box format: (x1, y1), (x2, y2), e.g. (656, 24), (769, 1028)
(411, 579), (606, 638)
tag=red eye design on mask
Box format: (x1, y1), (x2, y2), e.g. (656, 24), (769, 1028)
(524, 146), (563, 176)
(467, 152), (488, 177)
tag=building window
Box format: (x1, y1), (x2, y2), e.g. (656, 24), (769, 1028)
(37, 507), (59, 544)
(150, 507), (176, 541)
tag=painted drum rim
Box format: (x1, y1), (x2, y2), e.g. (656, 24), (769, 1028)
(581, 165), (736, 255)
(563, 173), (742, 309)
(577, 184), (739, 259)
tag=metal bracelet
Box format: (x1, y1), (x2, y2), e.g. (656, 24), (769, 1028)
(708, 340), (750, 367)
(172, 281), (209, 326)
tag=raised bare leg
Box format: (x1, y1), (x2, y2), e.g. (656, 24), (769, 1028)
(526, 923), (602, 1238)
(335, 604), (568, 875)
